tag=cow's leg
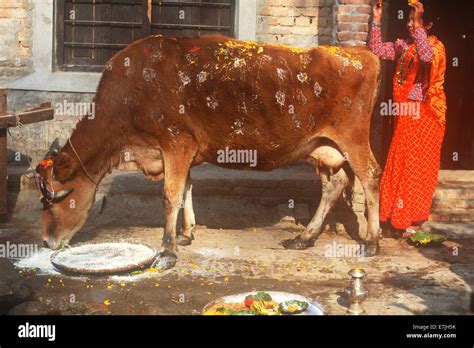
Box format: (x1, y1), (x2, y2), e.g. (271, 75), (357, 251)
(177, 173), (196, 246)
(282, 167), (349, 250)
(153, 138), (197, 271)
(345, 147), (381, 257)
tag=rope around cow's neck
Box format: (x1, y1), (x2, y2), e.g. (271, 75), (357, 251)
(68, 138), (99, 191)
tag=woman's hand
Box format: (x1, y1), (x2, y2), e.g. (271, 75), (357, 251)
(410, 1), (424, 28)
(373, 0), (383, 24)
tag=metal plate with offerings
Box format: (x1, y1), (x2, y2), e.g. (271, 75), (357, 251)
(203, 291), (325, 316)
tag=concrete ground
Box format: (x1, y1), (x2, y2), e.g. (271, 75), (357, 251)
(2, 165), (474, 315)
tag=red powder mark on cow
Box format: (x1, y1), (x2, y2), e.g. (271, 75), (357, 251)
(39, 159), (53, 169)
(188, 45), (201, 53)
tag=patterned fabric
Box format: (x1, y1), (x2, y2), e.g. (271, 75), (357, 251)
(369, 23), (434, 62)
(369, 28), (447, 229)
(411, 27), (435, 63)
(408, 83), (424, 102)
(369, 23), (434, 102)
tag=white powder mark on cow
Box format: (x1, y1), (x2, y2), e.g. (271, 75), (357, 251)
(178, 71), (191, 87)
(309, 114), (316, 130)
(143, 67), (158, 82)
(207, 96), (219, 110)
(342, 58), (350, 68)
(262, 55), (273, 62)
(197, 71), (209, 84)
(233, 58), (246, 68)
(231, 119), (245, 135)
(352, 60), (363, 70)
(300, 54), (311, 66)
(238, 101), (248, 114)
(343, 96), (352, 109)
(167, 126), (180, 136)
(296, 89), (307, 105)
(151, 50), (163, 62)
(292, 114), (302, 129)
(314, 82), (323, 97)
(270, 141), (281, 149)
(105, 62), (113, 71)
(297, 72), (308, 84)
(275, 91), (285, 106)
(276, 68), (286, 81)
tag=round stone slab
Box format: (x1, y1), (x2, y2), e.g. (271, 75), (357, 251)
(50, 243), (157, 275)
(203, 291), (325, 315)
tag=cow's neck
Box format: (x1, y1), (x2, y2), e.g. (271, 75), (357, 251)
(63, 116), (120, 184)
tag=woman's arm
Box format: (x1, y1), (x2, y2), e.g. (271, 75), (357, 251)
(411, 28), (434, 62)
(368, 22), (398, 61)
(368, 1), (400, 61)
(411, 2), (435, 63)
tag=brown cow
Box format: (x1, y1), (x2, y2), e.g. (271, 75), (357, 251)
(36, 34), (382, 270)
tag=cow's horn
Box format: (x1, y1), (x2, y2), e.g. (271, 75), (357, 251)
(52, 189), (74, 203)
(39, 177), (54, 201)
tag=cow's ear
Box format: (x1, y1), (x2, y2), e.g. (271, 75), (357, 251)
(53, 152), (77, 183)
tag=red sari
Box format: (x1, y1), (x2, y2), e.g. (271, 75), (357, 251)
(380, 36), (447, 229)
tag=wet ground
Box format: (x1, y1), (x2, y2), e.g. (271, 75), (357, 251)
(4, 222), (474, 315)
(2, 166), (473, 315)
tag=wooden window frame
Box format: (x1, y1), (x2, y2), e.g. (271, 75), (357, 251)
(55, 0), (236, 72)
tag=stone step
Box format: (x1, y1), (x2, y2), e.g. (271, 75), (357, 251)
(7, 165), (474, 223)
(429, 209), (474, 223)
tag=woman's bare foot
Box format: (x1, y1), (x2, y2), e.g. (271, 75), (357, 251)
(407, 225), (423, 232)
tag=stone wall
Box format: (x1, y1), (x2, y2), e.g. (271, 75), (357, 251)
(0, 0), (33, 84)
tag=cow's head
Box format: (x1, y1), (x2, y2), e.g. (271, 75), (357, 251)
(37, 151), (97, 249)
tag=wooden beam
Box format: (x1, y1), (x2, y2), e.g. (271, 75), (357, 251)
(0, 107), (54, 129)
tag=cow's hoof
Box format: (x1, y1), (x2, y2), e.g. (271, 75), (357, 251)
(280, 236), (314, 250)
(363, 241), (380, 257)
(152, 251), (177, 271)
(177, 232), (195, 246)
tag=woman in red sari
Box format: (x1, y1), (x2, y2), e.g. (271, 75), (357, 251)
(369, 1), (447, 233)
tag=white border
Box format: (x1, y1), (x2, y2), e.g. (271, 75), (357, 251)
(7, 0), (257, 93)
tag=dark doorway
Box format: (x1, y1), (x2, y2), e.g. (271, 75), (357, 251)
(382, 0), (474, 169)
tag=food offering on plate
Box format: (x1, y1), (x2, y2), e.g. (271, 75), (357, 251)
(279, 300), (309, 314)
(407, 231), (447, 248)
(203, 291), (309, 316)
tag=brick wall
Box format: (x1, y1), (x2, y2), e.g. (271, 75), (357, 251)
(256, 0), (335, 47)
(256, 0), (372, 47)
(335, 0), (371, 46)
(0, 0), (34, 84)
